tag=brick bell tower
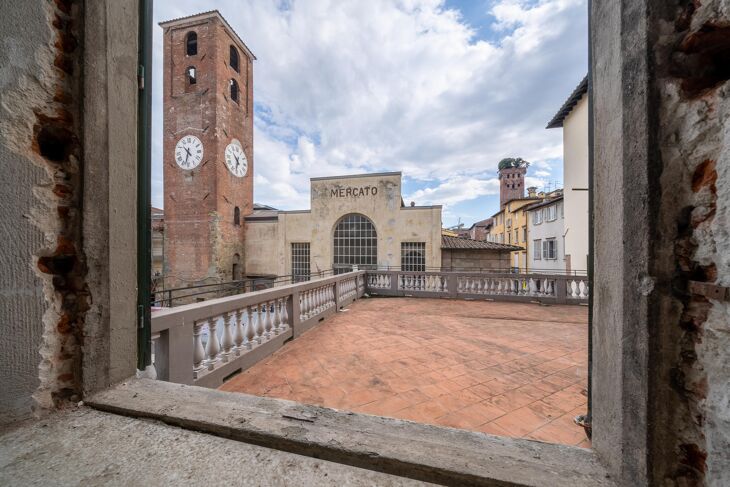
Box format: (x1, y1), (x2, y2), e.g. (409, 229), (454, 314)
(160, 11), (255, 289)
(499, 165), (527, 207)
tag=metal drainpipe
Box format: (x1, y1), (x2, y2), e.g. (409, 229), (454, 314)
(137, 0), (153, 371)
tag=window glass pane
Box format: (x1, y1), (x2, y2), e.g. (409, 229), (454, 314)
(291, 243), (310, 282)
(333, 214), (377, 273)
(401, 242), (426, 271)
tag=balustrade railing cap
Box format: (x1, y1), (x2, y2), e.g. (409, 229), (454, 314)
(152, 271), (365, 332)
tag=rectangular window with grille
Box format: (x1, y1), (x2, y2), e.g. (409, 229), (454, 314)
(291, 243), (310, 282)
(401, 242), (426, 272)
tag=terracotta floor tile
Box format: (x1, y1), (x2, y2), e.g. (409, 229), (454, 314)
(219, 297), (587, 446)
(456, 401), (508, 427)
(419, 383), (451, 399)
(343, 388), (383, 407)
(491, 406), (551, 437)
(399, 400), (451, 423)
(354, 394), (411, 417)
(527, 420), (586, 446)
(477, 421), (513, 438)
(467, 383), (497, 400)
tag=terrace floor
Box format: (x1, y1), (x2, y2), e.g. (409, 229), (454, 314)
(220, 297), (590, 447)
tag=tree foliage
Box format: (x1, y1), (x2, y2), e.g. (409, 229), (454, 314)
(498, 157), (530, 170)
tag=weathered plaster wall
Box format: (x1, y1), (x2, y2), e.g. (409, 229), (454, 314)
(0, 0), (139, 426)
(593, 1), (730, 485)
(650, 1), (730, 485)
(244, 220), (283, 276)
(0, 0), (59, 426)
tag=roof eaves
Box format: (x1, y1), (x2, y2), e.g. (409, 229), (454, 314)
(546, 76), (588, 129)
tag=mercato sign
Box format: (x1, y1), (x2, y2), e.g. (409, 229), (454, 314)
(330, 186), (379, 198)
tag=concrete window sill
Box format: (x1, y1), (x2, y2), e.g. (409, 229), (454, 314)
(88, 379), (613, 486)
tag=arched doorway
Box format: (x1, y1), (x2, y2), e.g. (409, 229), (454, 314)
(333, 213), (377, 274)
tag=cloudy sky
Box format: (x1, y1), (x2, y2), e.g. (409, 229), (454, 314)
(152, 0), (587, 227)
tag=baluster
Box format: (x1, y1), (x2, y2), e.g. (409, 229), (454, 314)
(579, 280), (587, 298)
(245, 306), (255, 349)
(221, 312), (234, 362)
(281, 296), (290, 329)
(233, 308), (244, 354)
(570, 280), (578, 298)
(193, 321), (206, 375)
(264, 301), (273, 338)
(255, 304), (264, 343)
(206, 317), (221, 370)
(273, 298), (282, 334)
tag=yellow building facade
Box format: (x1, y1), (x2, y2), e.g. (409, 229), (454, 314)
(487, 197), (540, 272)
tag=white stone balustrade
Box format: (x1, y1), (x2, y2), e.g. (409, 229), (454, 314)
(367, 270), (588, 305)
(151, 271), (366, 388)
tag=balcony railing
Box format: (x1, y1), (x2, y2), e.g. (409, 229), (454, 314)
(366, 270), (589, 304)
(151, 271), (366, 388)
(151, 270), (589, 389)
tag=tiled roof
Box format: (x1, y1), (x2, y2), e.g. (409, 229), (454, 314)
(469, 218), (493, 229)
(441, 235), (522, 251)
(245, 209), (279, 221)
(546, 76), (588, 129)
(523, 196), (564, 212)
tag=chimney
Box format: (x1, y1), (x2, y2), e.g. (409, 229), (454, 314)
(527, 186), (537, 198)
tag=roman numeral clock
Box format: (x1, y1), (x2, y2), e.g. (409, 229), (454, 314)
(174, 135), (203, 170)
(225, 140), (248, 177)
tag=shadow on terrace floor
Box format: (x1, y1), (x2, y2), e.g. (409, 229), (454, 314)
(220, 297), (590, 447)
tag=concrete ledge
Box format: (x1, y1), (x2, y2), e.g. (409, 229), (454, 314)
(88, 379), (613, 487)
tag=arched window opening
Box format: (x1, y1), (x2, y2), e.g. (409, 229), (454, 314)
(333, 213), (377, 274)
(186, 66), (196, 85)
(230, 79), (239, 103)
(232, 253), (241, 281)
(229, 45), (239, 72)
(234, 206), (240, 226)
(186, 31), (197, 56)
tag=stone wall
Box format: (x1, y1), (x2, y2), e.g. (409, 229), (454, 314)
(440, 250), (511, 271)
(0, 0), (139, 426)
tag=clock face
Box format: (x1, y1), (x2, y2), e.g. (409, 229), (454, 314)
(175, 135), (204, 170)
(224, 141), (248, 177)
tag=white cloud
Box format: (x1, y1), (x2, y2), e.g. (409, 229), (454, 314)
(405, 176), (500, 207)
(152, 0), (587, 213)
